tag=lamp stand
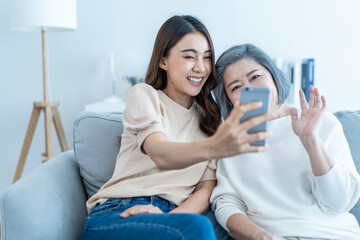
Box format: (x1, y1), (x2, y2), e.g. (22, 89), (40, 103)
(13, 29), (69, 183)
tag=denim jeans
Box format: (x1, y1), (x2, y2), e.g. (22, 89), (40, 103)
(82, 196), (217, 240)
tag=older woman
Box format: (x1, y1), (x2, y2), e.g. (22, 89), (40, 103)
(210, 44), (360, 240)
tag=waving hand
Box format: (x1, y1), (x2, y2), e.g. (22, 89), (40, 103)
(290, 85), (326, 138)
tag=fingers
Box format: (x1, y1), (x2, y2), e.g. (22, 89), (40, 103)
(239, 142), (268, 153)
(229, 103), (273, 151)
(305, 85), (326, 110)
(321, 95), (327, 109)
(309, 86), (322, 109)
(232, 126), (271, 152)
(216, 101), (273, 156)
(227, 101), (263, 125)
(313, 87), (322, 109)
(238, 112), (273, 131)
(306, 85), (326, 109)
(299, 89), (308, 111)
(246, 130), (272, 145)
(120, 204), (163, 218)
(308, 85), (315, 107)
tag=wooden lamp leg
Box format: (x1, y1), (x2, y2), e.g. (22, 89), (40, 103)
(43, 105), (54, 160)
(13, 102), (69, 183)
(13, 105), (41, 183)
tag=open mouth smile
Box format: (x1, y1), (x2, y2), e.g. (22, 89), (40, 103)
(187, 77), (203, 83)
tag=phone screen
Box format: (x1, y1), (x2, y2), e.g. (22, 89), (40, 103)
(240, 86), (270, 146)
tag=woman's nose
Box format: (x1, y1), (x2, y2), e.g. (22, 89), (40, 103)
(193, 59), (206, 73)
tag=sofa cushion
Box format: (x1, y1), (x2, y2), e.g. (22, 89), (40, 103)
(73, 111), (123, 198)
(334, 110), (360, 222)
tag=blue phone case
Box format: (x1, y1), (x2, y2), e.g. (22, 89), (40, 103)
(240, 86), (270, 146)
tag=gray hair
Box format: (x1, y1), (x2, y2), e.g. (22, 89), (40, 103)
(213, 43), (290, 120)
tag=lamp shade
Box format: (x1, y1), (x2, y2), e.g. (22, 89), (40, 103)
(11, 0), (77, 31)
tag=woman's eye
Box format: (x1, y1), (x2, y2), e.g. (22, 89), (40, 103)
(184, 56), (195, 59)
(204, 55), (212, 60)
(231, 85), (241, 92)
(251, 75), (260, 81)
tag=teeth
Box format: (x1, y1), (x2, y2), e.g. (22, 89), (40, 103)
(187, 77), (202, 83)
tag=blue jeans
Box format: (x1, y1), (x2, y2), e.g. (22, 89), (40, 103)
(82, 196), (218, 240)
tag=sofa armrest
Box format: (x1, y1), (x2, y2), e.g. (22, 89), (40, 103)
(1, 151), (88, 240)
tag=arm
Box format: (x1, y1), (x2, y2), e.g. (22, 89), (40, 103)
(291, 86), (360, 212)
(310, 121), (360, 212)
(143, 101), (273, 170)
(227, 213), (279, 240)
(125, 84), (272, 170)
(170, 180), (216, 214)
(290, 86), (334, 176)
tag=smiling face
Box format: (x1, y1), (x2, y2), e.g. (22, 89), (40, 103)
(223, 58), (279, 114)
(160, 32), (212, 108)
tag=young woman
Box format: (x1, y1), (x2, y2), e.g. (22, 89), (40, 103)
(210, 43), (360, 240)
(81, 16), (271, 240)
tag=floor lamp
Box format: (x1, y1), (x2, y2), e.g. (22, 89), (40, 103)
(10, 0), (77, 183)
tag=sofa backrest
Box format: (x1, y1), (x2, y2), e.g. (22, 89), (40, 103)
(73, 111), (123, 198)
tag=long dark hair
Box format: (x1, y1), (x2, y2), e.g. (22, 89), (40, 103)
(145, 15), (221, 136)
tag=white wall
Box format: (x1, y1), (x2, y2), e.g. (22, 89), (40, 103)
(1, 0), (360, 202)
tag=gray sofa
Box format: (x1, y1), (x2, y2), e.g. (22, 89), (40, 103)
(1, 110), (360, 240)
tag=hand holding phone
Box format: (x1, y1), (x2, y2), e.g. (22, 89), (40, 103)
(240, 86), (271, 146)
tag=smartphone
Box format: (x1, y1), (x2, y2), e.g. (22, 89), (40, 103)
(240, 86), (270, 146)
